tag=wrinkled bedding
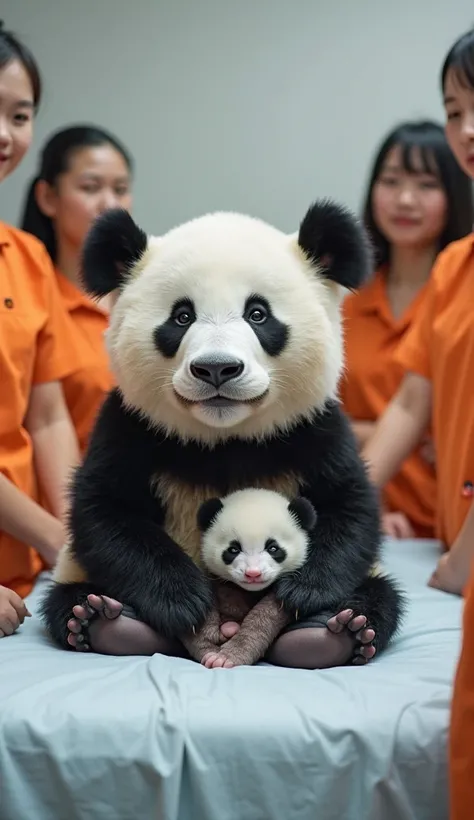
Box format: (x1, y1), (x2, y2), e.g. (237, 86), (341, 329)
(0, 538), (460, 820)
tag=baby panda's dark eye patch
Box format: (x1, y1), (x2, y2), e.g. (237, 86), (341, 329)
(222, 540), (242, 565)
(154, 298), (196, 358)
(264, 538), (286, 563)
(244, 294), (289, 357)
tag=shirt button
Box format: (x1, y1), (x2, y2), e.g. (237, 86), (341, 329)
(4, 298), (13, 309)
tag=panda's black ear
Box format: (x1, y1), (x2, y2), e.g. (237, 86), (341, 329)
(288, 497), (317, 533)
(298, 199), (373, 290)
(197, 498), (224, 533)
(81, 208), (148, 298)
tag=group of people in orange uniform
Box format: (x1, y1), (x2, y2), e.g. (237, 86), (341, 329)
(0, 20), (474, 819)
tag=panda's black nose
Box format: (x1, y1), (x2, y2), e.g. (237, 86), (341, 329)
(190, 359), (244, 388)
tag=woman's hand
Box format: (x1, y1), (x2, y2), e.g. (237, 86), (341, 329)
(382, 511), (415, 539)
(0, 586), (31, 637)
(428, 552), (466, 596)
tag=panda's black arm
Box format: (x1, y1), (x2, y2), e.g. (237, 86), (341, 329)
(67, 391), (213, 638)
(275, 453), (382, 617)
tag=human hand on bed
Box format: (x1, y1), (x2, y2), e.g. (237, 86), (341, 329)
(428, 553), (465, 596)
(0, 585), (31, 637)
(381, 511), (415, 540)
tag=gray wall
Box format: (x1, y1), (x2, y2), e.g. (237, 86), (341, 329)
(1, 0), (473, 234)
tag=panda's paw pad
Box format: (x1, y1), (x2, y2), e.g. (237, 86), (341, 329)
(67, 595), (123, 652)
(327, 609), (376, 665)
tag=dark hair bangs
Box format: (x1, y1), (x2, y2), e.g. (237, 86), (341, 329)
(441, 29), (474, 92)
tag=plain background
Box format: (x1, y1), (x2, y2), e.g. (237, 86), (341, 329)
(1, 0), (473, 234)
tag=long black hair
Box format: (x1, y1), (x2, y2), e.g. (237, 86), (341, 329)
(441, 28), (474, 92)
(362, 120), (474, 268)
(0, 20), (41, 107)
(20, 125), (133, 262)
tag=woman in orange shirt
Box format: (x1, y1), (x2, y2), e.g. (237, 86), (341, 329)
(20, 125), (133, 454)
(0, 24), (85, 634)
(357, 27), (474, 820)
(341, 121), (473, 540)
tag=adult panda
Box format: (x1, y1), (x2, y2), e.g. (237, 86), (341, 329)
(40, 201), (404, 667)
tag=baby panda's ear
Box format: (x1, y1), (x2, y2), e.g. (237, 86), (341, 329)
(81, 208), (148, 298)
(197, 498), (224, 533)
(288, 497), (317, 533)
(298, 199), (373, 291)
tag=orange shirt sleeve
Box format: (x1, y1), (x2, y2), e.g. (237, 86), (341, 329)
(32, 246), (85, 385)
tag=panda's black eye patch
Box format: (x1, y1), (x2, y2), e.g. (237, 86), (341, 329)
(222, 540), (241, 565)
(265, 538), (286, 563)
(244, 295), (289, 357)
(154, 299), (196, 358)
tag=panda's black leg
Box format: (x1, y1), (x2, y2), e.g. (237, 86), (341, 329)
(267, 573), (405, 669)
(330, 573), (406, 664)
(39, 582), (185, 657)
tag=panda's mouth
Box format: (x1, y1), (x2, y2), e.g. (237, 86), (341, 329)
(175, 390), (268, 407)
(199, 397), (240, 408)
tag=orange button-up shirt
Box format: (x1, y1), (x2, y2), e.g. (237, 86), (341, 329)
(394, 234), (474, 548)
(0, 223), (85, 596)
(340, 270), (436, 538)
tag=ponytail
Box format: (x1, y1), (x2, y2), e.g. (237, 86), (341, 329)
(20, 177), (57, 261)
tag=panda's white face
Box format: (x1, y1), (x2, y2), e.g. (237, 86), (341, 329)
(200, 489), (311, 591)
(107, 212), (344, 443)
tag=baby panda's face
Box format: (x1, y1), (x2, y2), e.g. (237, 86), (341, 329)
(197, 489), (317, 592)
(83, 203), (371, 443)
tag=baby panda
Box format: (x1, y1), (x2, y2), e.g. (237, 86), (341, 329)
(181, 488), (317, 668)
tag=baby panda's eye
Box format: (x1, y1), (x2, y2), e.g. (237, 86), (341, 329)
(264, 539), (285, 563)
(171, 301), (195, 327)
(265, 539), (279, 554)
(222, 539), (242, 565)
(227, 540), (242, 555)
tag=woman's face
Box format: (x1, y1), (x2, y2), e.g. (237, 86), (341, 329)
(371, 145), (447, 251)
(37, 144), (132, 251)
(444, 67), (474, 180)
(0, 59), (34, 183)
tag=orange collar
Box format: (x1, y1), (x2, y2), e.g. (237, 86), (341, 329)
(356, 268), (428, 331)
(0, 221), (12, 247)
(55, 270), (109, 316)
(356, 269), (387, 316)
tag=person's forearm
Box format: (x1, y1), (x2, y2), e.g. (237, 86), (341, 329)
(362, 374), (432, 488)
(30, 419), (80, 523)
(351, 420), (376, 449)
(0, 473), (66, 554)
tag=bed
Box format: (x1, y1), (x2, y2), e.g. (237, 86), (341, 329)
(0, 538), (461, 820)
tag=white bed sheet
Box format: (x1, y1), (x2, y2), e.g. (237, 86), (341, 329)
(0, 538), (461, 820)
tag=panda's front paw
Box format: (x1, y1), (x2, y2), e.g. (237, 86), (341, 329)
(152, 563), (214, 638)
(275, 572), (322, 619)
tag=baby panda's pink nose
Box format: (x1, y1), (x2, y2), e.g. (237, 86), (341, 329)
(245, 568), (262, 580)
